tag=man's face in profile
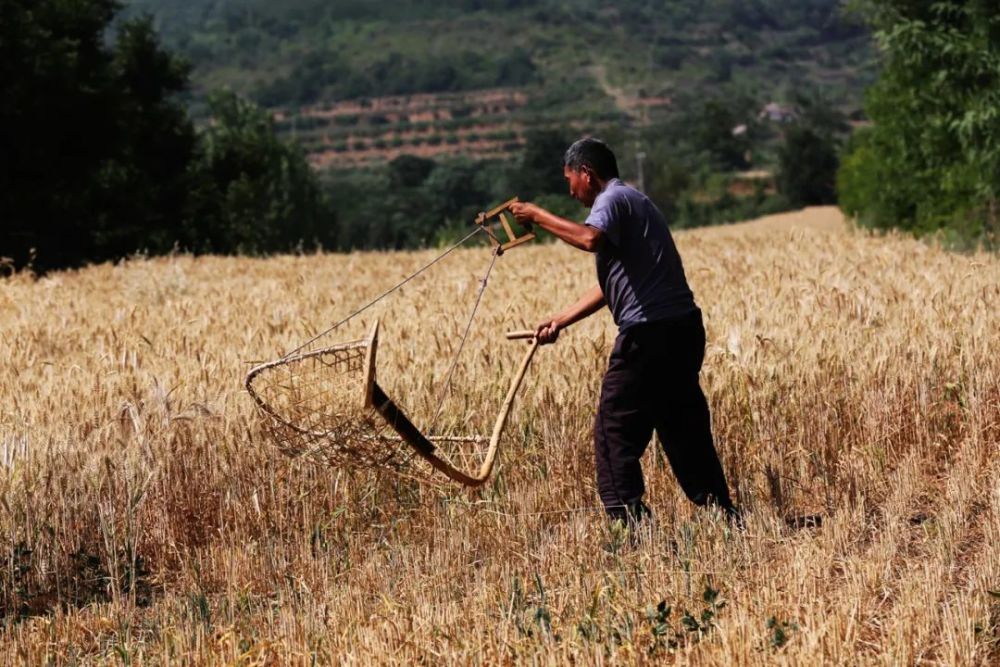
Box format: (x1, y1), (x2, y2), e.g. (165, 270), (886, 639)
(563, 165), (599, 207)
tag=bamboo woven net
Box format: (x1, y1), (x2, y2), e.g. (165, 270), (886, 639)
(244, 334), (487, 482)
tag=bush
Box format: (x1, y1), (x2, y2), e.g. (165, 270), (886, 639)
(185, 91), (335, 253)
(837, 0), (1000, 246)
(777, 124), (840, 207)
(1, 5), (196, 270)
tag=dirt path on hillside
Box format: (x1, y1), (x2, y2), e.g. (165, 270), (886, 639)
(591, 63), (639, 121)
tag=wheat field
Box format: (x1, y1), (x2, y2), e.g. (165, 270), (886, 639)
(1, 207), (998, 664)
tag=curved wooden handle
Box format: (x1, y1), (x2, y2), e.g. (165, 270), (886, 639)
(506, 330), (536, 340)
(471, 336), (539, 484)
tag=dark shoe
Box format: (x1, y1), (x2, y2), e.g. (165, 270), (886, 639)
(603, 501), (654, 550)
(606, 500), (652, 526)
(724, 505), (746, 530)
(626, 500), (652, 524)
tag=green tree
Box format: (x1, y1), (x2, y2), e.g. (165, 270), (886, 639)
(777, 125), (839, 207)
(777, 95), (847, 207)
(388, 155), (437, 189)
(0, 1), (195, 270)
(645, 158), (692, 223)
(187, 91), (335, 253)
(0, 0), (334, 269)
(838, 0), (1000, 244)
(508, 128), (574, 200)
(94, 18), (199, 258)
(688, 98), (754, 171)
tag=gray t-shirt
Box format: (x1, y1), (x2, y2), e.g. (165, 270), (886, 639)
(584, 179), (697, 330)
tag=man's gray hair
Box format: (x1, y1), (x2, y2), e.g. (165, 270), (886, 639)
(563, 137), (619, 180)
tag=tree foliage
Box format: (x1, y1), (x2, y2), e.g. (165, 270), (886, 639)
(777, 94), (848, 207)
(838, 0), (1000, 244)
(1, 0), (196, 270)
(0, 0), (331, 272)
(258, 49), (536, 107)
(186, 92), (333, 253)
(124, 0), (871, 115)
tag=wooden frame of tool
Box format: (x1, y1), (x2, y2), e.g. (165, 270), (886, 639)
(475, 197), (535, 254)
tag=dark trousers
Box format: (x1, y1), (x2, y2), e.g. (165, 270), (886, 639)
(594, 310), (734, 521)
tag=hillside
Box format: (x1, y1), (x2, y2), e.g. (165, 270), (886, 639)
(125, 0), (875, 168)
(3, 209), (999, 662)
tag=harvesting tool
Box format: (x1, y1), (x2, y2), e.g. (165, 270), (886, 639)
(244, 197), (539, 486)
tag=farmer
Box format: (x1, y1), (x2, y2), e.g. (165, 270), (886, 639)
(509, 138), (738, 526)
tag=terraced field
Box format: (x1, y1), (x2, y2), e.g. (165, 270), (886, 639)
(275, 87), (661, 168)
(279, 88), (534, 168)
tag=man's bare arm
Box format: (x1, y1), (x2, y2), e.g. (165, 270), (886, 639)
(509, 202), (604, 252)
(536, 284), (605, 344)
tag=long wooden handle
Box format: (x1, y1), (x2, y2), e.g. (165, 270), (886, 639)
(506, 330), (536, 340)
(473, 337), (539, 483)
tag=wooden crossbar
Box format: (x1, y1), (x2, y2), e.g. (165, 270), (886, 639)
(475, 197), (536, 253)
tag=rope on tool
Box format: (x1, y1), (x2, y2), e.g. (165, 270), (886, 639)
(429, 245), (502, 434)
(280, 225), (486, 360)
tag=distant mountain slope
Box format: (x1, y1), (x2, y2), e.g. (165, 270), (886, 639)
(124, 0), (874, 169)
(127, 0), (873, 112)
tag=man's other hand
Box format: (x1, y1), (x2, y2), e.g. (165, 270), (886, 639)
(535, 319), (560, 345)
(509, 202), (540, 229)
